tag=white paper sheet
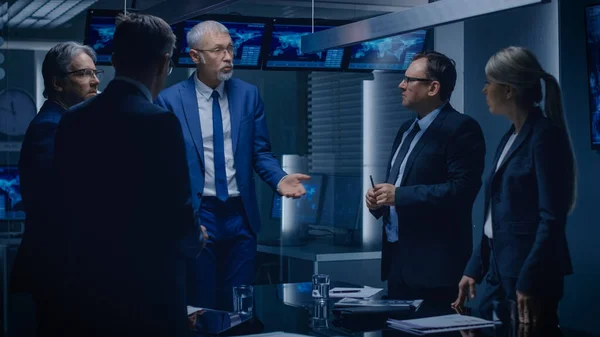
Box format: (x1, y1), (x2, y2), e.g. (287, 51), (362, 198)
(328, 287), (383, 298)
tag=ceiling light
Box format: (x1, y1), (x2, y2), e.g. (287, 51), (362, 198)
(6, 0), (97, 29)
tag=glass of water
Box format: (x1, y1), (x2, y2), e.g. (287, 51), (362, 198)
(233, 285), (254, 315)
(311, 299), (329, 329)
(311, 274), (330, 301)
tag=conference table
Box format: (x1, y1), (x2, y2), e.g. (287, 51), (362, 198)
(192, 281), (577, 337)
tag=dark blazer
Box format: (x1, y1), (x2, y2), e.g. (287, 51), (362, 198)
(372, 104), (486, 288)
(464, 109), (573, 295)
(10, 100), (66, 295)
(53, 80), (200, 336)
(156, 75), (286, 234)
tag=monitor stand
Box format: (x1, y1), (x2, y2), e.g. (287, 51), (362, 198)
(260, 222), (309, 247)
(333, 229), (358, 246)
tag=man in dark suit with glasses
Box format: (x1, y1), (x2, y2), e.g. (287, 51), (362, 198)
(366, 51), (486, 313)
(11, 41), (100, 336)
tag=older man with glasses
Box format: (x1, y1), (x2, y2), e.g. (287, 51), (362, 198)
(10, 41), (100, 336)
(156, 20), (310, 311)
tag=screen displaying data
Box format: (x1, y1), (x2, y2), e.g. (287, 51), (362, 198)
(265, 24), (345, 69)
(178, 19), (266, 68)
(0, 166), (24, 220)
(585, 5), (600, 147)
(318, 175), (361, 229)
(85, 15), (116, 64)
(85, 11), (177, 65)
(348, 30), (427, 71)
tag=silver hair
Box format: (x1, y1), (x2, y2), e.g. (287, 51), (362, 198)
(42, 41), (97, 98)
(187, 20), (229, 49)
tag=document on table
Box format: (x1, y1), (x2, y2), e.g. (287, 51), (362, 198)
(237, 332), (313, 337)
(187, 306), (204, 316)
(387, 314), (497, 335)
(328, 286), (383, 298)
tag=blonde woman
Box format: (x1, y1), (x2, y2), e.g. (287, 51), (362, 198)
(452, 47), (576, 327)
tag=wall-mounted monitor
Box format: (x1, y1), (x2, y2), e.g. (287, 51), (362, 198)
(0, 166), (25, 220)
(84, 9), (177, 65)
(263, 18), (348, 71)
(175, 15), (270, 69)
(584, 4), (600, 149)
(347, 29), (429, 71)
(84, 9), (119, 65)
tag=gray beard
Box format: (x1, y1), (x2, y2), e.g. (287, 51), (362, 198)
(218, 70), (233, 82)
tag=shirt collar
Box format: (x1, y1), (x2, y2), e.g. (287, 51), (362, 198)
(414, 101), (447, 131)
(194, 72), (225, 101)
(113, 76), (153, 102)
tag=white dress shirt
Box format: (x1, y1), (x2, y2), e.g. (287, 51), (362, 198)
(386, 102), (446, 242)
(194, 75), (240, 197)
(484, 132), (518, 239)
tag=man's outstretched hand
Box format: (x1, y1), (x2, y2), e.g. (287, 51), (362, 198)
(278, 174), (311, 198)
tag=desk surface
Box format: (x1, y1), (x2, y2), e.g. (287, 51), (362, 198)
(207, 282), (595, 337)
(257, 239), (381, 262)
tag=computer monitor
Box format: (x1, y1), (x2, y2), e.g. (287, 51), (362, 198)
(271, 193), (282, 219)
(175, 15), (269, 69)
(84, 9), (177, 65)
(347, 29), (428, 71)
(584, 4), (600, 149)
(270, 174), (324, 224)
(318, 175), (361, 230)
(263, 18), (348, 71)
(0, 166), (25, 220)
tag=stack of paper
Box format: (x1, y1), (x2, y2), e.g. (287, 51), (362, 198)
(387, 314), (497, 335)
(187, 306), (204, 316)
(328, 287), (383, 298)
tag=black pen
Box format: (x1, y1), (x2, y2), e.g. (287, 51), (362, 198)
(331, 290), (361, 294)
(369, 175), (375, 188)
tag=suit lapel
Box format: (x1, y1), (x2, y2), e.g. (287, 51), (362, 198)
(399, 105), (451, 187)
(180, 75), (205, 165)
(483, 129), (512, 220)
(226, 80), (241, 154)
(493, 111), (539, 176)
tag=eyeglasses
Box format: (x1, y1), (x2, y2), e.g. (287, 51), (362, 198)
(402, 75), (433, 84)
(192, 45), (236, 56)
(168, 58), (174, 76)
(64, 68), (104, 81)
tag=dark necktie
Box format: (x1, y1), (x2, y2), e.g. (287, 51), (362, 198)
(387, 122), (421, 184)
(211, 91), (228, 201)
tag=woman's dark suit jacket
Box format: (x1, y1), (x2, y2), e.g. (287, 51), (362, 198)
(464, 108), (573, 296)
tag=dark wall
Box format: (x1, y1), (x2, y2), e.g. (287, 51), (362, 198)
(557, 0), (600, 334)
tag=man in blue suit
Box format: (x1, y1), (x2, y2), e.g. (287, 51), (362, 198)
(10, 41), (100, 335)
(156, 20), (309, 310)
(53, 14), (205, 336)
(366, 51), (485, 311)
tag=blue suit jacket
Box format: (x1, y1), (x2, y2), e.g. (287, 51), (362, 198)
(156, 75), (286, 234)
(371, 104), (486, 288)
(464, 109), (573, 295)
(10, 100), (66, 294)
(53, 80), (199, 336)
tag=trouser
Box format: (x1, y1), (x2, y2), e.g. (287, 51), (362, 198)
(186, 196), (257, 311)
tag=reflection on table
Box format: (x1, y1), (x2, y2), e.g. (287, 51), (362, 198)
(193, 282), (575, 337)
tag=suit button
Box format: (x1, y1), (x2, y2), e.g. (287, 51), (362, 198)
(494, 196), (501, 203)
(197, 193), (202, 198)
